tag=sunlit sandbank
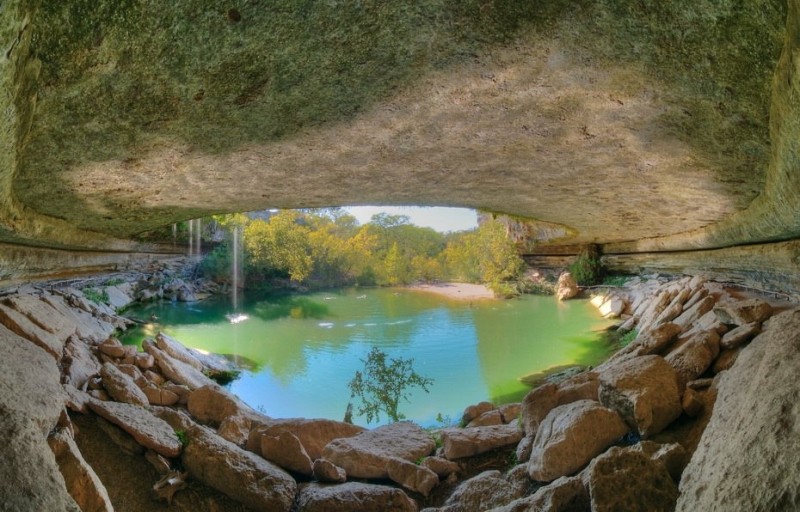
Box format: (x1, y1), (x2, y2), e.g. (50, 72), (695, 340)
(405, 282), (496, 301)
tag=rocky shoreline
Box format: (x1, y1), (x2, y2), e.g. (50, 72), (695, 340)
(1, 260), (798, 511)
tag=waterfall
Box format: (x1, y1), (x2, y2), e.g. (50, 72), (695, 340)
(232, 225), (240, 311)
(195, 219), (202, 257)
(172, 223), (177, 248)
(188, 220), (194, 257)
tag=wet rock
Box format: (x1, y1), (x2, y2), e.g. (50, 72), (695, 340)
(261, 431), (314, 476)
(100, 362), (149, 406)
(88, 400), (182, 457)
(387, 457), (439, 497)
(441, 424), (523, 460)
(248, 417), (364, 460)
(598, 355), (682, 437)
(312, 458), (347, 483)
(556, 272), (579, 301)
(322, 421), (435, 479)
(296, 482), (416, 512)
(584, 445), (678, 512)
(48, 429), (113, 512)
(676, 310), (800, 512)
(528, 400), (628, 482)
(182, 424), (296, 512)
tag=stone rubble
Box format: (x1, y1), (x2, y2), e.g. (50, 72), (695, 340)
(0, 261), (793, 511)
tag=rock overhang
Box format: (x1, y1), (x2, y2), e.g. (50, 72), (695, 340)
(0, 0), (796, 253)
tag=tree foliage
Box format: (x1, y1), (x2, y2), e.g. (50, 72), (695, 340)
(348, 346), (433, 424)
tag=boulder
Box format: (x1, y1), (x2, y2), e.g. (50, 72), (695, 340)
(720, 321), (761, 350)
(145, 344), (216, 390)
(528, 400), (628, 482)
(248, 417), (364, 460)
(713, 298), (773, 326)
(584, 445), (678, 512)
(521, 383), (559, 436)
(155, 332), (204, 370)
(462, 401), (496, 424)
(677, 310), (800, 512)
(312, 458), (347, 483)
(421, 456), (460, 478)
(712, 347), (742, 373)
(598, 355), (682, 437)
(598, 296), (626, 318)
(556, 272), (579, 301)
(218, 414), (253, 446)
(100, 362), (149, 406)
(261, 431), (314, 476)
(63, 384), (93, 414)
(104, 284), (134, 311)
(142, 384), (180, 406)
(296, 482), (416, 512)
(134, 352), (155, 369)
(187, 384), (246, 426)
(0, 325), (81, 512)
(0, 299), (66, 359)
(322, 421), (435, 479)
(48, 429), (114, 512)
(467, 409), (504, 427)
(498, 403), (521, 423)
(440, 424), (523, 460)
(62, 336), (102, 390)
(387, 457), (439, 497)
(434, 467), (533, 512)
(664, 330), (720, 388)
(487, 476), (589, 512)
(182, 425), (297, 511)
(40, 292), (116, 342)
(633, 441), (688, 483)
(98, 338), (126, 358)
(88, 399), (182, 457)
(681, 388), (704, 417)
(673, 295), (716, 329)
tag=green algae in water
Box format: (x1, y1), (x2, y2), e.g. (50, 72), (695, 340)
(122, 288), (614, 427)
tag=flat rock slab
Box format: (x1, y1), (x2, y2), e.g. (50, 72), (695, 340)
(387, 457), (439, 497)
(145, 344), (216, 390)
(100, 362), (148, 406)
(183, 425), (297, 512)
(528, 400), (628, 482)
(48, 429), (114, 512)
(322, 421), (435, 479)
(296, 482), (417, 512)
(440, 424), (523, 460)
(88, 400), (182, 458)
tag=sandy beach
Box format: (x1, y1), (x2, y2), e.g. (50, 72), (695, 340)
(405, 282), (496, 301)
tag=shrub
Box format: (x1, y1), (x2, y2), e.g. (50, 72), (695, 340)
(568, 244), (604, 286)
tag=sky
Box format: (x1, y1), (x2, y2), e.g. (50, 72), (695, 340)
(344, 206), (478, 233)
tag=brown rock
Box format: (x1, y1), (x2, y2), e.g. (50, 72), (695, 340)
(88, 389), (110, 401)
(462, 401), (496, 424)
(467, 409), (504, 427)
(682, 388), (704, 417)
(145, 449), (172, 474)
(0, 300), (65, 359)
(528, 400), (628, 482)
(182, 425), (296, 511)
(187, 384), (246, 426)
(556, 272), (579, 301)
(387, 457), (439, 497)
(144, 369), (166, 385)
(146, 345), (216, 390)
(134, 352), (155, 369)
(48, 429), (114, 512)
(664, 331), (720, 388)
(88, 399), (182, 457)
(97, 338), (125, 358)
(673, 295), (716, 329)
(634, 441), (688, 482)
(421, 456), (460, 478)
(598, 355), (682, 437)
(218, 414), (253, 446)
(143, 385), (180, 406)
(436, 467), (532, 512)
(720, 321), (761, 349)
(312, 458), (347, 483)
(441, 424), (523, 460)
(498, 403), (521, 423)
(162, 382), (191, 404)
(63, 384), (93, 414)
(686, 378), (714, 390)
(62, 336), (102, 391)
(99, 362), (149, 406)
(515, 436), (533, 464)
(261, 431), (314, 476)
(322, 421), (435, 479)
(585, 445), (678, 512)
(712, 347), (742, 373)
(521, 383), (559, 436)
(155, 331), (204, 370)
(248, 417), (364, 460)
(296, 482), (416, 512)
(488, 476), (589, 512)
(713, 298), (773, 326)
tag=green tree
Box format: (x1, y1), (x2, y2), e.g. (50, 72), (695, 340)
(348, 347), (434, 424)
(244, 211), (313, 282)
(442, 219), (524, 288)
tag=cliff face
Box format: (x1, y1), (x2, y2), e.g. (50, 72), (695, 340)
(0, 0), (794, 260)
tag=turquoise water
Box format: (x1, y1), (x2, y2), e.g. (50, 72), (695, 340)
(122, 288), (613, 427)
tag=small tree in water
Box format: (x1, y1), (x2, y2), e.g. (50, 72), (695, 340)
(348, 347), (434, 424)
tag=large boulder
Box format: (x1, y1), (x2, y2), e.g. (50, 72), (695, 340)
(261, 431), (314, 476)
(664, 330), (720, 388)
(440, 424), (523, 460)
(296, 482), (417, 512)
(47, 429), (114, 512)
(556, 273), (579, 301)
(487, 476), (589, 512)
(62, 336), (102, 390)
(248, 417), (364, 460)
(155, 332), (204, 370)
(145, 344), (216, 390)
(0, 325), (80, 512)
(387, 457), (439, 497)
(713, 298), (773, 326)
(677, 309), (800, 511)
(521, 371), (598, 436)
(312, 458), (347, 483)
(99, 362), (149, 406)
(598, 355), (682, 437)
(432, 467), (534, 512)
(584, 445), (678, 512)
(720, 321), (761, 350)
(528, 400), (628, 482)
(187, 384), (247, 426)
(182, 424), (297, 511)
(88, 400), (182, 457)
(321, 421), (434, 479)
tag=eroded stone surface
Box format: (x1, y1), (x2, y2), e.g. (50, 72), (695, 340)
(296, 482), (416, 512)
